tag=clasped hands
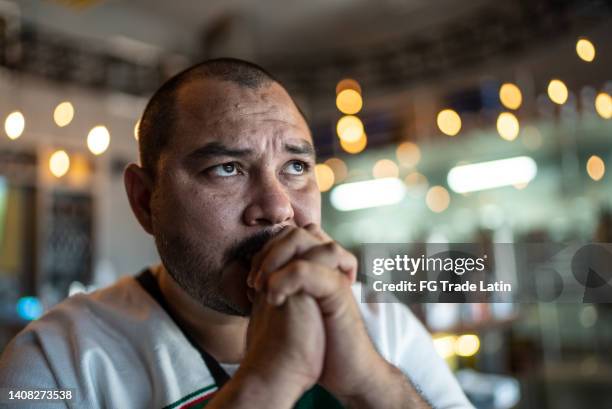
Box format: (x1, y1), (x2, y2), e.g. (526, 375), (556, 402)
(239, 224), (408, 408)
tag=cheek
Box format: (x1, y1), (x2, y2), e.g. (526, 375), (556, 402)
(154, 178), (240, 239)
(291, 181), (321, 226)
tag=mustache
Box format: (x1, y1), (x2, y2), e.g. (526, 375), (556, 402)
(225, 226), (288, 268)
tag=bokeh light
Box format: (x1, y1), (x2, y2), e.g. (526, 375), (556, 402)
(433, 334), (457, 359)
(53, 101), (75, 127)
(336, 115), (364, 143)
(335, 78), (361, 95)
(340, 132), (367, 154)
(499, 83), (522, 110)
(87, 125), (111, 155)
(426, 185), (450, 213)
(576, 38), (596, 62)
(548, 79), (568, 105)
(336, 89), (363, 115)
(325, 158), (348, 183)
(5, 111), (25, 140)
(315, 163), (335, 192)
(586, 155), (605, 181)
(437, 109), (462, 136)
(594, 93), (612, 119)
(497, 112), (520, 141)
(456, 334), (480, 357)
(372, 159), (399, 179)
(49, 150), (70, 178)
(396, 142), (421, 168)
(68, 154), (91, 186)
(16, 296), (43, 321)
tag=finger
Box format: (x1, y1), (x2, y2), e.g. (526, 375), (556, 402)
(247, 226), (295, 287)
(304, 223), (333, 242)
(254, 228), (323, 291)
(299, 241), (358, 283)
(266, 260), (351, 307)
(302, 224), (358, 283)
(253, 224), (327, 279)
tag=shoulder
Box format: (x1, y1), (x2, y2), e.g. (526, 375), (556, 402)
(14, 275), (155, 342)
(0, 275), (159, 389)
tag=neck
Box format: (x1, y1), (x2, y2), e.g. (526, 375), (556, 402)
(156, 264), (249, 364)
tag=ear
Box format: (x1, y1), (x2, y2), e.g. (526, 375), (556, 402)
(124, 163), (155, 235)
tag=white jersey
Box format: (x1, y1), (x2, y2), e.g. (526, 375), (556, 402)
(0, 265), (473, 408)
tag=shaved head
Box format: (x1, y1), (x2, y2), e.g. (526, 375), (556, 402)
(138, 58), (306, 178)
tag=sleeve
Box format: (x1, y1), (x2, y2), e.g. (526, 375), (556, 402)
(354, 283), (475, 409)
(0, 330), (68, 408)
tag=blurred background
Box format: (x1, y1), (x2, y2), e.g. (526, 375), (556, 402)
(0, 0), (611, 408)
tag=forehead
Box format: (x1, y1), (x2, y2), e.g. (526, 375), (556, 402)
(168, 79), (312, 154)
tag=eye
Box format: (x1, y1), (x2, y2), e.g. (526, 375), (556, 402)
(284, 160), (309, 175)
(210, 162), (240, 177)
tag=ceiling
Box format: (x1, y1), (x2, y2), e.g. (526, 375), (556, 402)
(13, 0), (493, 57)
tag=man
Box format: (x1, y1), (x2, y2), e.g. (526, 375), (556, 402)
(0, 59), (472, 408)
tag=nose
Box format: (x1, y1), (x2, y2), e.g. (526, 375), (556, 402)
(243, 172), (294, 227)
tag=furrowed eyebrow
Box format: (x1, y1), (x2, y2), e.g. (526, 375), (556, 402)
(285, 142), (316, 158)
(185, 140), (316, 164)
(186, 142), (253, 162)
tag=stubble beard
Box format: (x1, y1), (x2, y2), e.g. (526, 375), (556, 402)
(154, 225), (283, 317)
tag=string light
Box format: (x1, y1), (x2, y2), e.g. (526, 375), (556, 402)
(340, 132), (367, 154)
(437, 109), (461, 136)
(53, 102), (74, 127)
(87, 125), (110, 155)
(586, 155), (605, 181)
(499, 83), (522, 110)
(547, 79), (568, 105)
(335, 78), (361, 95)
(49, 150), (70, 178)
(594, 93), (612, 119)
(337, 115), (364, 143)
(576, 38), (596, 62)
(336, 89), (363, 115)
(496, 112), (520, 141)
(5, 111), (25, 140)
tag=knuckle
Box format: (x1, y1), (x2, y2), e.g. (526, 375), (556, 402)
(267, 274), (283, 292)
(304, 223), (318, 232)
(288, 226), (303, 239)
(324, 241), (342, 256)
(290, 260), (309, 278)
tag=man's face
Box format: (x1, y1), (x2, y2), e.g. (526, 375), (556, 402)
(150, 79), (320, 316)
